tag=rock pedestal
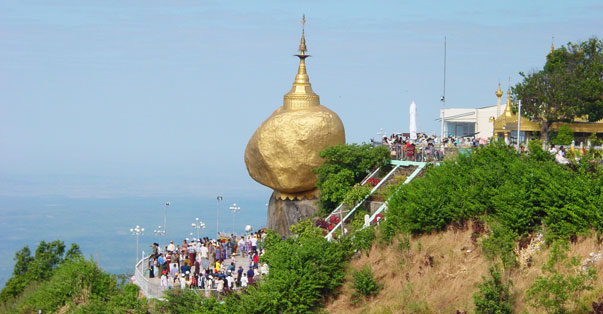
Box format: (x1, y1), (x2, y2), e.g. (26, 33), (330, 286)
(267, 191), (319, 237)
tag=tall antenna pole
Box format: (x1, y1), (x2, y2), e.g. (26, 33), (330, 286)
(517, 100), (522, 152)
(440, 36), (447, 151)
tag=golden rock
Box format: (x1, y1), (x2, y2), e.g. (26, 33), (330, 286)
(244, 22), (345, 200)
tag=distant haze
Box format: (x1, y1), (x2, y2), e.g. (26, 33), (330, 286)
(1, 0), (602, 196)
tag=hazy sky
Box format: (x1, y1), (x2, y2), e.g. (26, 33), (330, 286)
(1, 0), (602, 198)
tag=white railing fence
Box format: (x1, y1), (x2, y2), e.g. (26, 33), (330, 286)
(134, 255), (165, 300)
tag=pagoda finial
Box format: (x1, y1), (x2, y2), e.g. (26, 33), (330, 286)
(298, 14), (307, 55)
(283, 14), (319, 110)
(496, 83), (503, 117)
(550, 35), (555, 54)
(495, 83), (503, 98)
(505, 82), (513, 115)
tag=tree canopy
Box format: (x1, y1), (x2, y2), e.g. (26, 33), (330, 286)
(313, 143), (390, 213)
(513, 37), (603, 141)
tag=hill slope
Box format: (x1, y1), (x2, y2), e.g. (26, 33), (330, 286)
(326, 226), (603, 313)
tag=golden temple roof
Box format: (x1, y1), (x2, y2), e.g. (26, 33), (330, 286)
(493, 87), (541, 132)
(491, 82), (603, 135)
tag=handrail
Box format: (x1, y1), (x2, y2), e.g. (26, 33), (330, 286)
(133, 255), (166, 300)
(364, 162), (426, 227)
(325, 160), (425, 240)
(325, 166), (382, 221)
(360, 167), (381, 185)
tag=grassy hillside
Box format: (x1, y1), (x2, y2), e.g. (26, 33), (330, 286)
(326, 142), (603, 313)
(326, 227), (603, 313)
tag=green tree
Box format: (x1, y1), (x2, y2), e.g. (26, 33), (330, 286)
(350, 265), (383, 305)
(526, 241), (596, 313)
(551, 123), (574, 146)
(1, 240), (78, 303)
(314, 143), (390, 213)
(513, 37), (603, 142)
(12, 247), (34, 276)
(473, 267), (514, 314)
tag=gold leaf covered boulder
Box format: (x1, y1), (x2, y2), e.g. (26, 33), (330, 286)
(244, 20), (345, 200)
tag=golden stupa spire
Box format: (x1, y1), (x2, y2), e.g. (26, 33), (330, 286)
(550, 35), (555, 54)
(505, 85), (513, 115)
(283, 14), (320, 110)
(299, 14), (307, 55)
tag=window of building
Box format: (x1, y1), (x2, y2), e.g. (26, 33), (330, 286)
(446, 122), (476, 137)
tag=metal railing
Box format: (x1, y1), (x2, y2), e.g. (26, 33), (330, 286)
(134, 255), (165, 300)
(364, 161), (427, 227)
(325, 160), (427, 240)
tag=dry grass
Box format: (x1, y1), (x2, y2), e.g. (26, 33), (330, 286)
(325, 227), (603, 314)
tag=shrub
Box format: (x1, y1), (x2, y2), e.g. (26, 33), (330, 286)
(473, 267), (514, 314)
(379, 142), (602, 243)
(351, 265), (383, 305)
(526, 241), (596, 313)
(481, 223), (517, 272)
(227, 220), (350, 314)
(314, 144), (390, 213)
(0, 241), (81, 304)
(588, 133), (602, 146)
(552, 123), (574, 146)
(158, 289), (228, 314)
(528, 139), (554, 162)
(343, 184), (373, 209)
(351, 227), (376, 255)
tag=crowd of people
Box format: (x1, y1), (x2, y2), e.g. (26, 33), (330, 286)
(375, 133), (485, 161)
(549, 144), (578, 164)
(146, 231), (268, 297)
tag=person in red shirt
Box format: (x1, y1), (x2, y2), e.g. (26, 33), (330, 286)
(252, 252), (259, 269)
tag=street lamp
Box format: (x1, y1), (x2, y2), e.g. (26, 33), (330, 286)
(164, 202), (170, 238)
(216, 196), (223, 237)
(229, 203), (240, 235)
(130, 225), (144, 264)
(192, 217), (206, 240)
(153, 225), (165, 237)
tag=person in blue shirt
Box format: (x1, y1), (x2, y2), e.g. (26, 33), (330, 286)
(247, 266), (255, 285)
(157, 253), (165, 274)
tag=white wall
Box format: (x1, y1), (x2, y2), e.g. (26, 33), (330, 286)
(440, 105), (499, 138)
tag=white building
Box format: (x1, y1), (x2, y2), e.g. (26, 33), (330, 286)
(439, 85), (506, 139)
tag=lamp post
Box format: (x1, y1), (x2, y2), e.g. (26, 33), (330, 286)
(192, 217), (206, 240)
(164, 202), (170, 238)
(229, 203), (240, 235)
(216, 196), (223, 236)
(153, 225), (165, 237)
(130, 225), (144, 264)
(517, 100), (522, 152)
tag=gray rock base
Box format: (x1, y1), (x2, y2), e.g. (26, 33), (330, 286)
(267, 191), (319, 237)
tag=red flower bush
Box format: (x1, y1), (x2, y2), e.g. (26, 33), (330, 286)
(314, 218), (330, 229)
(328, 215), (341, 225)
(366, 178), (381, 186)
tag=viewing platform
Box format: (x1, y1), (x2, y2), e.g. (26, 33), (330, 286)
(133, 251), (255, 299)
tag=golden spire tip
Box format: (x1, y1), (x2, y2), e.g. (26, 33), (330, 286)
(298, 14), (307, 55)
(496, 83), (503, 97)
